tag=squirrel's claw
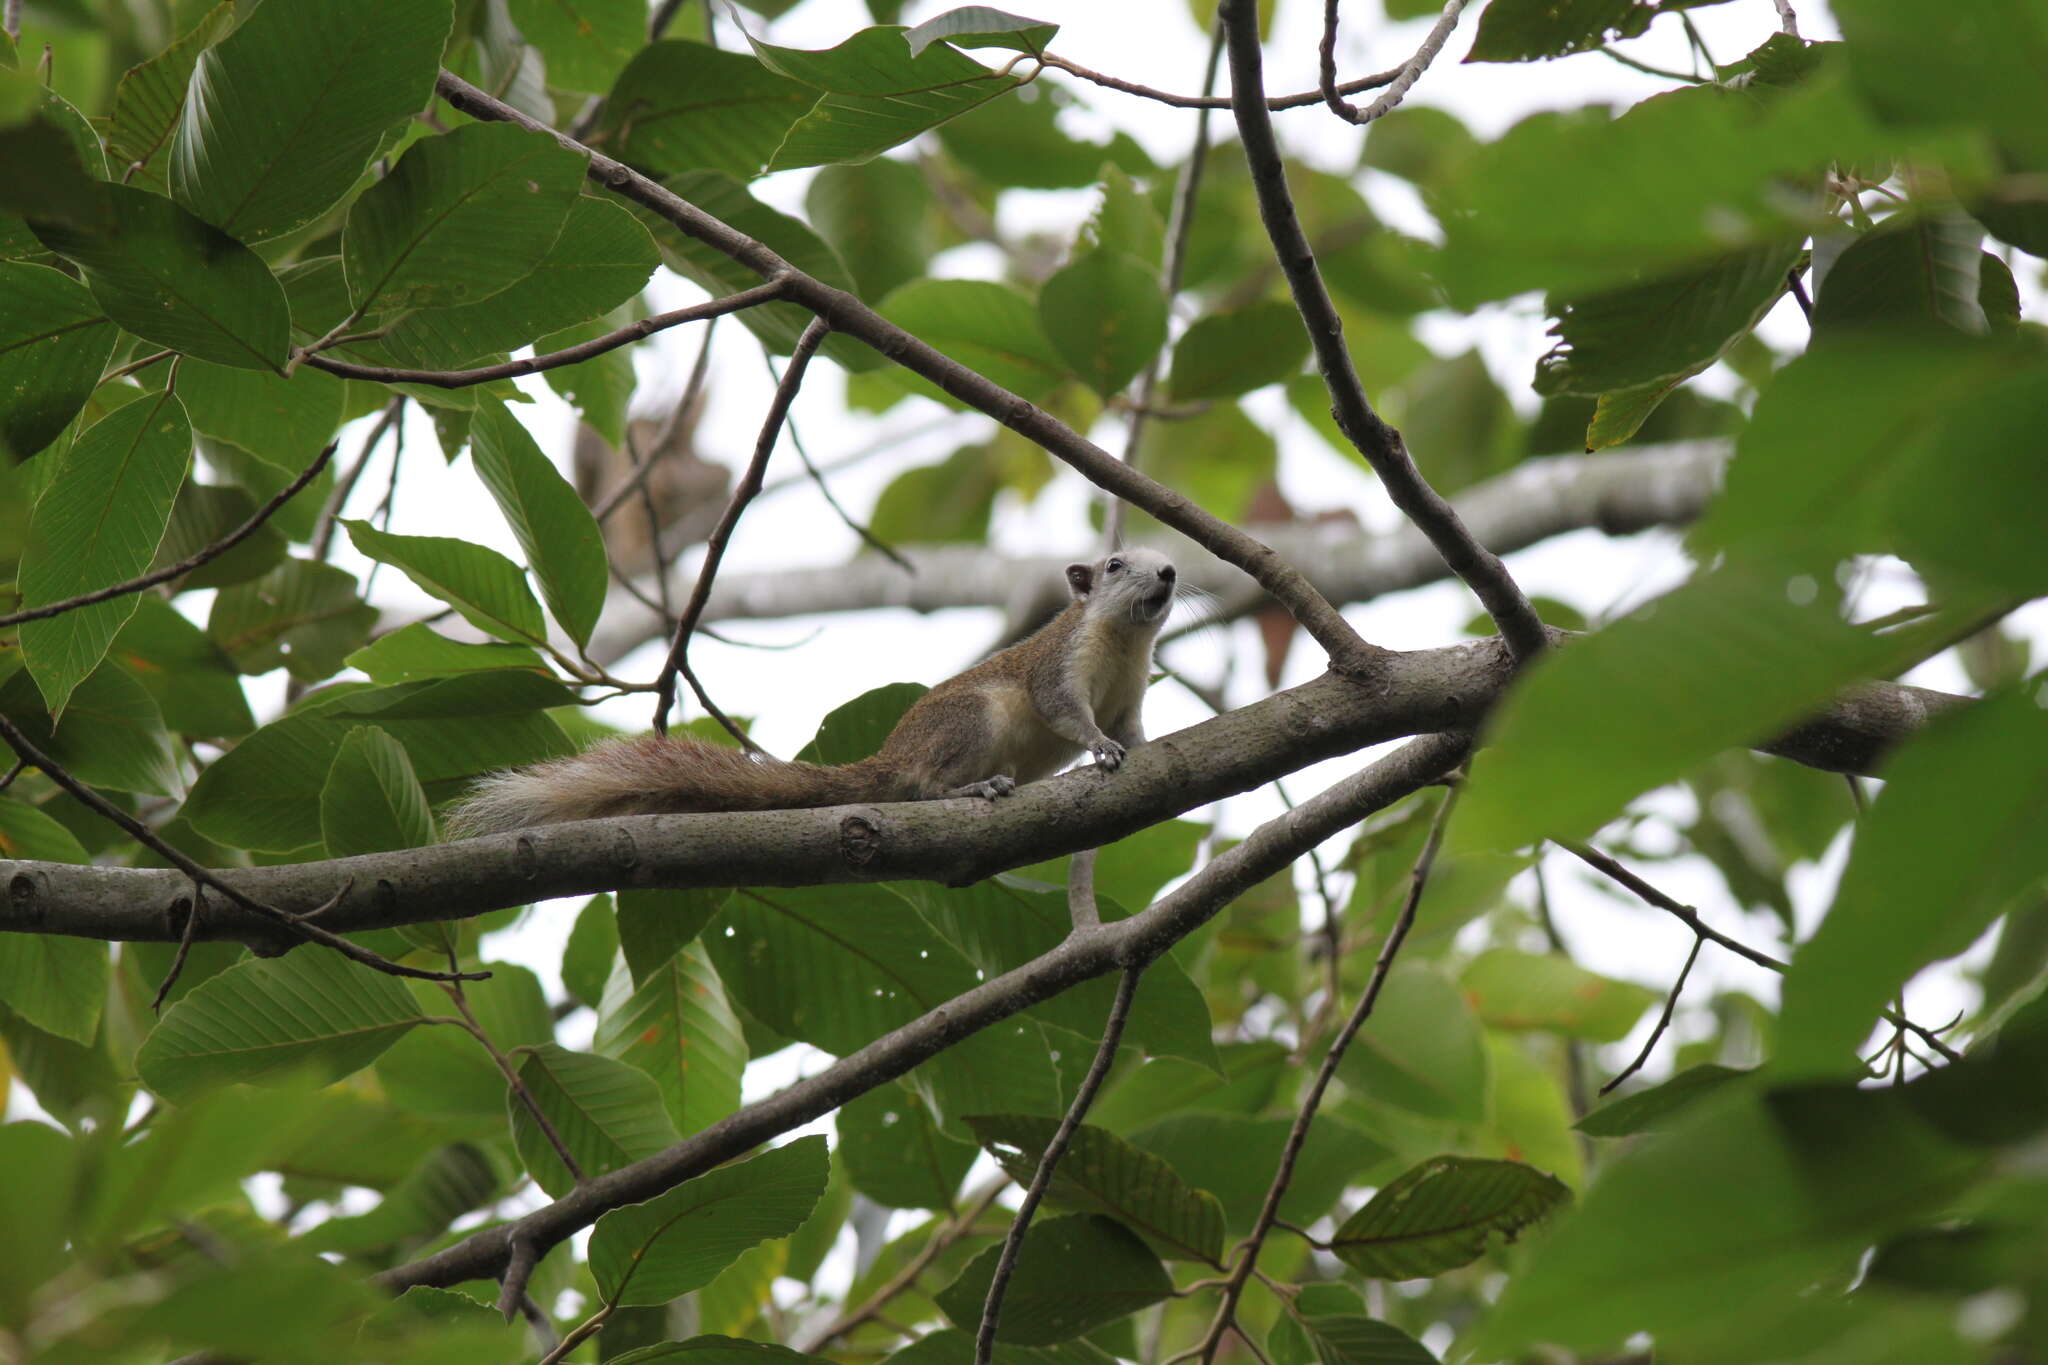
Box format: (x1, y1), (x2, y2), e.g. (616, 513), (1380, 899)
(952, 775), (1017, 800)
(1089, 739), (1127, 770)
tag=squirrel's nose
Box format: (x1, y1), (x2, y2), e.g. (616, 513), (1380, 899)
(1158, 565), (1176, 583)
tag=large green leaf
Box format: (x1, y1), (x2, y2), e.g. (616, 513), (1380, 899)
(592, 945), (747, 1137)
(1330, 1157), (1570, 1278)
(1838, 0), (2048, 167)
(345, 623), (548, 684)
(838, 1082), (977, 1209)
(136, 948), (427, 1100)
(0, 804), (106, 1044)
(30, 184), (290, 370)
(18, 389), (191, 717)
(1813, 212), (1987, 335)
(1778, 692), (2048, 1075)
(1167, 301), (1310, 401)
(170, 0), (455, 243)
(0, 1122), (78, 1324)
(904, 7), (1059, 57)
(101, 2), (235, 195)
(1127, 1113), (1390, 1233)
(181, 673), (573, 850)
(168, 360), (346, 473)
(0, 656), (182, 797)
(614, 886), (724, 985)
(468, 400), (608, 648)
(1336, 964), (1488, 1121)
(599, 42), (812, 179)
(343, 520), (547, 645)
(936, 83), (1146, 192)
(1459, 950), (1658, 1042)
(510, 1043), (682, 1198)
(709, 884), (1061, 1133)
(806, 158), (934, 301)
(876, 278), (1065, 405)
(965, 1115), (1228, 1265)
(507, 0), (641, 92)
(1455, 560), (1928, 852)
(207, 558), (378, 683)
(753, 26), (1025, 171)
(1467, 0), (1653, 62)
(1039, 248), (1165, 399)
(342, 122), (585, 313)
(1576, 1064), (1750, 1137)
(589, 1135), (828, 1306)
(321, 724), (436, 857)
(1536, 241), (1799, 396)
(612, 1338), (847, 1365)
(0, 261), (115, 458)
(935, 1212), (1171, 1344)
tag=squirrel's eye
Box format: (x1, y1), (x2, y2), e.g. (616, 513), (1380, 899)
(1106, 558), (1124, 573)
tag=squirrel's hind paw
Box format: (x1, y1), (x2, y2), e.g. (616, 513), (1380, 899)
(951, 775), (1017, 800)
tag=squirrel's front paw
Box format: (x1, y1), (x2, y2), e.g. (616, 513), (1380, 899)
(1089, 739), (1128, 770)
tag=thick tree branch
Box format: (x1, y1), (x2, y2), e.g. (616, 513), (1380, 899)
(431, 71), (1375, 674)
(587, 442), (1728, 661)
(2, 643), (1967, 948)
(1221, 0), (1548, 663)
(371, 733), (1468, 1297)
(300, 282), (786, 390)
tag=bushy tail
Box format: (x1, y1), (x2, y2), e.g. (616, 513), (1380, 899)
(444, 735), (892, 838)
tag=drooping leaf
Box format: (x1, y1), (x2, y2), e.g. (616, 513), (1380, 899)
(343, 520), (548, 645)
(102, 2), (236, 195)
(31, 183), (291, 370)
(1337, 964), (1489, 1121)
(1127, 1113), (1390, 1234)
(468, 400), (608, 648)
(0, 856), (107, 1044)
(0, 261), (115, 458)
(806, 158), (934, 301)
(110, 596), (253, 739)
(935, 1213), (1172, 1344)
(321, 724), (436, 859)
(599, 42), (812, 180)
(343, 122), (585, 313)
(1813, 211), (1987, 335)
(165, 360), (346, 473)
(170, 0), (455, 242)
(1459, 950), (1658, 1042)
(1331, 1157), (1571, 1279)
(137, 948), (427, 1100)
(903, 6), (1058, 57)
(509, 1044), (681, 1197)
(0, 652), (183, 798)
(1577, 1064), (1751, 1137)
(1039, 248), (1166, 399)
(1272, 1311), (1440, 1365)
(344, 624), (548, 684)
(19, 389), (191, 717)
(1167, 302), (1310, 401)
(589, 1135), (829, 1306)
(593, 944), (747, 1136)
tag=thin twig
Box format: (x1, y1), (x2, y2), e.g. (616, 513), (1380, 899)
(1596, 45), (1706, 83)
(595, 324), (720, 526)
(151, 883), (206, 1013)
(1220, 0), (1548, 664)
(102, 348), (176, 384)
(303, 284), (785, 390)
(0, 757), (23, 792)
(651, 317), (828, 739)
(802, 1180), (1008, 1352)
(0, 439), (340, 628)
(1601, 934), (1702, 1095)
(1109, 17), (1225, 550)
(0, 713), (486, 984)
(311, 399), (405, 561)
(443, 984), (585, 1182)
(1773, 0), (1801, 37)
(976, 966), (1141, 1365)
(1562, 841), (1962, 1063)
(538, 1301), (610, 1361)
(1787, 269), (1814, 320)
(617, 426), (677, 622)
(1196, 777), (1461, 1363)
(1038, 51), (1401, 110)
(761, 349), (914, 571)
(1320, 0), (1466, 125)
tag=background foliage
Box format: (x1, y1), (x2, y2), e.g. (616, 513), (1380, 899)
(1, 0), (2046, 1362)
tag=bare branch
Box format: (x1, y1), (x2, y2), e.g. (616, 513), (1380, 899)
(1221, 0), (1548, 663)
(1600, 934), (1702, 1095)
(1038, 51), (1402, 110)
(1320, 0), (1467, 125)
(302, 283), (785, 390)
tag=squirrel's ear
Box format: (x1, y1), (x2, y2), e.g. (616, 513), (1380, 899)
(1064, 563), (1094, 599)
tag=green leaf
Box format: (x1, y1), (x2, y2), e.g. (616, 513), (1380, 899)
(1330, 1156), (1570, 1278)
(1455, 560), (1925, 852)
(0, 928), (107, 1047)
(375, 965), (555, 1124)
(18, 389), (191, 717)
(838, 1082), (976, 1209)
(371, 197), (659, 370)
(755, 26), (1026, 171)
(1273, 1313), (1439, 1365)
(307, 1142), (507, 1254)
(615, 887), (723, 984)
(0, 658), (182, 797)
(469, 400), (608, 648)
(1467, 0), (1654, 62)
(207, 558), (378, 683)
(593, 944), (748, 1136)
(1167, 302), (1310, 401)
(966, 1115), (1227, 1265)
(936, 1212), (1172, 1344)
(170, 0), (455, 243)
(1779, 692), (2048, 1076)
(1459, 950), (1658, 1042)
(1536, 241), (1799, 395)
(1039, 248), (1165, 399)
(345, 623), (548, 684)
(708, 884), (1060, 1133)
(321, 724), (436, 859)
(181, 673), (572, 851)
(1360, 106), (1480, 188)
(612, 1338), (847, 1365)
(343, 122), (585, 313)
(0, 796), (91, 863)
(877, 278), (1065, 406)
(1127, 1113), (1389, 1233)
(102, 2), (236, 195)
(0, 77), (104, 231)
(904, 6), (1058, 57)
(539, 308), (638, 447)
(1583, 375), (1689, 450)
(509, 1044), (682, 1197)
(343, 520), (548, 645)
(508, 0), (641, 92)
(807, 159), (934, 301)
(1337, 964), (1488, 1121)
(1813, 212), (1987, 335)
(30, 183), (291, 371)
(1838, 0), (2048, 167)
(937, 83), (1147, 192)
(166, 360), (347, 473)
(0, 261), (116, 458)
(0, 1121), (78, 1323)
(599, 42), (812, 179)
(111, 595), (255, 740)
(589, 1135), (828, 1306)
(1577, 1064), (1751, 1137)
(137, 948), (427, 1101)
(1137, 398), (1277, 521)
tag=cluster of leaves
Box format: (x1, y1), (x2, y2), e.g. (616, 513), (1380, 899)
(0, 0), (2046, 1361)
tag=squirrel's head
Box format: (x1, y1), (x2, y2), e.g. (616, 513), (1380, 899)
(1065, 547), (1177, 626)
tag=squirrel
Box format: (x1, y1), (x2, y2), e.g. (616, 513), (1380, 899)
(445, 548), (1178, 836)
